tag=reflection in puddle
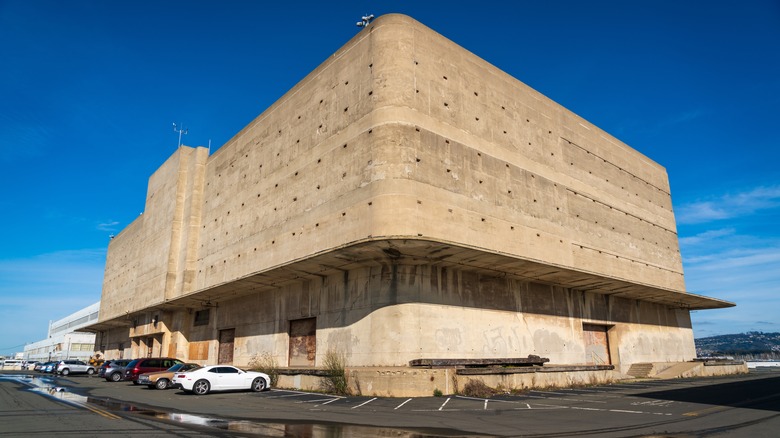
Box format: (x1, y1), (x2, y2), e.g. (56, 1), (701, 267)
(147, 412), (436, 437)
(0, 374), (458, 437)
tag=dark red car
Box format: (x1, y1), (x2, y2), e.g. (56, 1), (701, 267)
(123, 358), (182, 384)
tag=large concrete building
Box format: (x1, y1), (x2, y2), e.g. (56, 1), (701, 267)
(88, 15), (734, 389)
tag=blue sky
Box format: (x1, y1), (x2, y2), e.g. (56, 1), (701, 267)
(1, 1), (778, 356)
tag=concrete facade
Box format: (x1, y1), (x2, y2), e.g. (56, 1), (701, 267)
(89, 15), (732, 382)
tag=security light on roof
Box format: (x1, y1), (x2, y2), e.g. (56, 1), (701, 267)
(356, 14), (374, 27)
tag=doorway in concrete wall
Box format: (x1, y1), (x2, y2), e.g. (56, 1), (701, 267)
(583, 323), (612, 365)
(218, 329), (235, 364)
(289, 318), (316, 367)
(143, 336), (162, 358)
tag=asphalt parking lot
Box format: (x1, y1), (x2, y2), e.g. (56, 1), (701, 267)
(3, 367), (780, 437)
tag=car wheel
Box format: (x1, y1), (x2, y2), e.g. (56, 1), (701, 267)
(155, 379), (169, 390)
(110, 372), (122, 382)
(87, 368), (95, 375)
(193, 379), (210, 395)
(251, 377), (267, 392)
(132, 380), (139, 385)
(61, 368), (69, 376)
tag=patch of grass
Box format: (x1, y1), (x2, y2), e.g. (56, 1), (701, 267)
(320, 350), (350, 396)
(433, 388), (443, 397)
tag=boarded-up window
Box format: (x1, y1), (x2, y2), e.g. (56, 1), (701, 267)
(167, 342), (177, 358)
(188, 341), (209, 360)
(583, 324), (611, 365)
(289, 318), (316, 367)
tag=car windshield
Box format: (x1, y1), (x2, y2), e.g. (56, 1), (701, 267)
(168, 363), (200, 372)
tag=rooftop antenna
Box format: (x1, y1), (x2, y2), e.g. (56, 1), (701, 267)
(173, 122), (188, 147)
(356, 14), (374, 28)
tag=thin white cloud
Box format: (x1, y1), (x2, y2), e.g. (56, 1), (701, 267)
(679, 228), (735, 246)
(685, 246), (780, 271)
(97, 221), (120, 231)
(677, 185), (780, 224)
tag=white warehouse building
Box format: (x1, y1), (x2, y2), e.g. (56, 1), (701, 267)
(24, 302), (100, 363)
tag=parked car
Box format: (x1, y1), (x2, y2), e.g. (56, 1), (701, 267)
(41, 361), (58, 373)
(137, 363), (201, 389)
(33, 362), (46, 371)
(99, 359), (132, 382)
(1, 359), (23, 369)
(124, 358), (182, 384)
(172, 365), (270, 395)
(56, 360), (96, 376)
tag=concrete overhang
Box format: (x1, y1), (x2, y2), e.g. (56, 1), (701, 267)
(81, 318), (132, 333)
(85, 238), (734, 332)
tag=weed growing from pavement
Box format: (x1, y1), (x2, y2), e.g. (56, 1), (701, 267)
(321, 350), (350, 396)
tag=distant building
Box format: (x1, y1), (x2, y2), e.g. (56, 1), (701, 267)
(88, 15), (732, 379)
(24, 302), (99, 363)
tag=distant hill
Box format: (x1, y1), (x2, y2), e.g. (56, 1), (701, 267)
(695, 332), (780, 359)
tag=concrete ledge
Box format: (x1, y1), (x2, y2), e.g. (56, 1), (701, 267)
(410, 356), (549, 368)
(458, 365), (614, 375)
(702, 360), (745, 366)
(270, 361), (746, 397)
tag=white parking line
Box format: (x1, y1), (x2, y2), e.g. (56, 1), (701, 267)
(484, 399), (488, 410)
(609, 409), (645, 414)
(352, 397), (377, 409)
(438, 398), (451, 411)
(316, 398), (340, 406)
(394, 398), (412, 410)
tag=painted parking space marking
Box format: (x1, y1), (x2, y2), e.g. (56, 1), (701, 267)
(319, 398), (341, 406)
(524, 393), (608, 404)
(438, 398), (451, 411)
(610, 409), (646, 414)
(352, 397), (377, 409)
(571, 406), (601, 411)
(394, 398), (412, 410)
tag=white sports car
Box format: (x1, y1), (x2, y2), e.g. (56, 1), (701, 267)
(172, 365), (271, 395)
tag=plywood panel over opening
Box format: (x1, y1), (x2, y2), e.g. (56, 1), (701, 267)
(289, 318), (316, 367)
(188, 341), (210, 361)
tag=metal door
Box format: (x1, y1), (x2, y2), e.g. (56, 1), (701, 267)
(583, 324), (611, 365)
(289, 318), (316, 367)
(218, 329), (235, 364)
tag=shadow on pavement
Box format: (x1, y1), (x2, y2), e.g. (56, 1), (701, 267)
(636, 375), (780, 412)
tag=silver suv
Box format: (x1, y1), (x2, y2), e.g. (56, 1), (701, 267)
(56, 360), (96, 376)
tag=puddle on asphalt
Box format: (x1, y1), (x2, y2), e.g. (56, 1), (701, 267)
(1, 374), (462, 437)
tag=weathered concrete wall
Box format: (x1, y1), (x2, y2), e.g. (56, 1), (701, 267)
(187, 14), (684, 298)
(99, 146), (208, 322)
(186, 264), (693, 370)
(93, 14), (710, 373)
